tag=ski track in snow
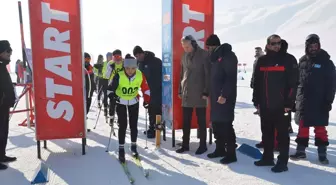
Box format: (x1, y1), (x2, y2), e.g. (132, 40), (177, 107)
(1, 72), (335, 185)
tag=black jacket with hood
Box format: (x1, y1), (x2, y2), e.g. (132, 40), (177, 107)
(0, 61), (16, 108)
(209, 43), (238, 122)
(138, 51), (162, 105)
(294, 49), (335, 127)
(252, 46), (299, 113)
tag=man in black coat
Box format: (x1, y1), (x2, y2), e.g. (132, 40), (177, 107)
(205, 34), (238, 164)
(290, 34), (335, 164)
(255, 39), (296, 150)
(252, 34), (298, 173)
(133, 46), (162, 139)
(0, 40), (17, 170)
(84, 52), (96, 115)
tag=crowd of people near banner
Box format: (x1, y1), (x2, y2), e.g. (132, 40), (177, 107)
(0, 32), (335, 172)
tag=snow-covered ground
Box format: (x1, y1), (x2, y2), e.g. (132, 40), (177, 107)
(1, 73), (335, 185)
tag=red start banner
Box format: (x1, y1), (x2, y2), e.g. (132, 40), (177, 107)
(172, 0), (214, 130)
(29, 0), (86, 140)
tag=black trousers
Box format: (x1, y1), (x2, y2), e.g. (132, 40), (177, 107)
(0, 106), (9, 159)
(260, 110), (290, 164)
(182, 107), (206, 148)
(86, 97), (92, 115)
(148, 104), (162, 130)
(86, 91), (94, 115)
(212, 121), (236, 152)
(97, 78), (108, 108)
(117, 103), (139, 145)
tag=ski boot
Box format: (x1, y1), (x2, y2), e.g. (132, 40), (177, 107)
(119, 147), (125, 163)
(290, 145), (306, 160)
(131, 143), (139, 158)
(318, 146), (329, 165)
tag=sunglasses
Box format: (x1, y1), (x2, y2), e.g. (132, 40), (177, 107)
(113, 55), (122, 60)
(270, 42), (281, 46)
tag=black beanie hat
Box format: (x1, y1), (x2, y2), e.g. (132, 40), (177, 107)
(206, 34), (221, 46)
(280, 39), (288, 53)
(305, 34), (320, 53)
(84, 52), (91, 58)
(125, 53), (134, 59)
(112, 49), (122, 56)
(133, 46), (144, 56)
(0, 40), (12, 53)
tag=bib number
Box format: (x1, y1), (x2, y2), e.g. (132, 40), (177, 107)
(122, 87), (139, 95)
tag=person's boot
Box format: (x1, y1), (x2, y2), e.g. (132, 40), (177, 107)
(255, 141), (264, 148)
(195, 145), (207, 155)
(290, 145), (306, 160)
(118, 147), (125, 163)
(220, 147), (237, 164)
(131, 143), (139, 158)
(207, 147), (226, 158)
(145, 128), (155, 139)
(0, 163), (8, 170)
(1, 156), (17, 163)
(176, 145), (189, 153)
(254, 155), (275, 166)
(271, 161), (288, 173)
(317, 146), (329, 165)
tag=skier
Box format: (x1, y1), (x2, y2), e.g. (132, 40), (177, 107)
(93, 54), (110, 115)
(133, 46), (162, 139)
(205, 34), (238, 164)
(84, 52), (96, 115)
(93, 54), (104, 94)
(107, 58), (150, 162)
(290, 34), (335, 164)
(0, 40), (17, 170)
(252, 34), (298, 173)
(107, 50), (124, 126)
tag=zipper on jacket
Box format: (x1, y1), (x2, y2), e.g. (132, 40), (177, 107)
(264, 70), (269, 108)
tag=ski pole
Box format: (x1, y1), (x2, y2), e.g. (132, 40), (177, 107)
(145, 109), (148, 149)
(92, 85), (103, 108)
(105, 126), (114, 152)
(93, 107), (102, 129)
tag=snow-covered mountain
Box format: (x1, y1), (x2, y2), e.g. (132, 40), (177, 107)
(214, 0), (336, 66)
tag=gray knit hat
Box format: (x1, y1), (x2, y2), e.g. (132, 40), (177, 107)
(123, 58), (137, 68)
